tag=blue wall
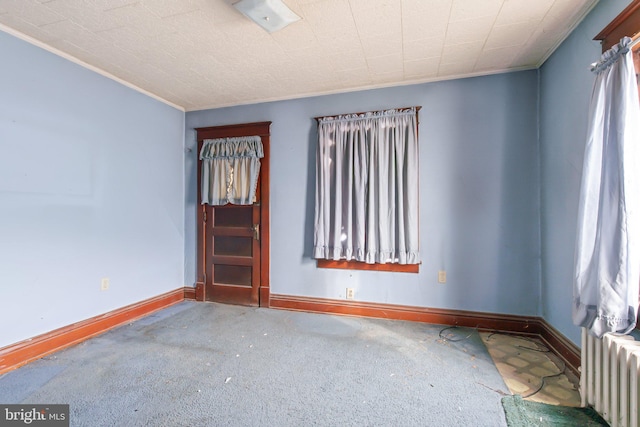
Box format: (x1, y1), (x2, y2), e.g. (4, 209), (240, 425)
(0, 31), (185, 347)
(6, 0), (627, 349)
(539, 0), (633, 344)
(186, 71), (541, 317)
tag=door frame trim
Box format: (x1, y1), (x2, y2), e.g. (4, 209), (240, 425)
(195, 122), (271, 307)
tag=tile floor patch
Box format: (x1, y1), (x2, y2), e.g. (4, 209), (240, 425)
(496, 344), (519, 354)
(505, 357), (530, 368)
(481, 332), (581, 407)
(530, 366), (556, 377)
(490, 348), (506, 358)
(519, 351), (547, 362)
(505, 378), (530, 393)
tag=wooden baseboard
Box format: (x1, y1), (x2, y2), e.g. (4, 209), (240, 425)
(260, 286), (270, 308)
(538, 319), (581, 377)
(184, 286), (197, 300)
(270, 294), (541, 333)
(0, 288), (186, 375)
(269, 294), (580, 376)
(195, 282), (205, 301)
(0, 289), (581, 379)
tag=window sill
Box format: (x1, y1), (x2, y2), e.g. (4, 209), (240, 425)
(317, 259), (419, 273)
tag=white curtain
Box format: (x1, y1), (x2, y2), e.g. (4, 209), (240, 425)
(313, 108), (419, 264)
(573, 37), (640, 338)
(200, 136), (264, 206)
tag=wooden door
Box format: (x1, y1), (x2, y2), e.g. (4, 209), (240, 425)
(195, 122), (271, 307)
(204, 201), (260, 305)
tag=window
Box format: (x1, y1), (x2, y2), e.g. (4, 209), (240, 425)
(593, 0), (640, 329)
(313, 107), (421, 273)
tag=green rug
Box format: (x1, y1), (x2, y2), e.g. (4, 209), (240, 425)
(501, 395), (609, 426)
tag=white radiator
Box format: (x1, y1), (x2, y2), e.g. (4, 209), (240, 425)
(581, 328), (640, 427)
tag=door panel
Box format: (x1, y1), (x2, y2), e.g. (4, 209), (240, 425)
(214, 236), (252, 257)
(205, 204), (260, 305)
(214, 265), (253, 286)
(214, 207), (253, 227)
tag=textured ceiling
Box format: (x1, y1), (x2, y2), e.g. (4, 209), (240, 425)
(0, 0), (598, 111)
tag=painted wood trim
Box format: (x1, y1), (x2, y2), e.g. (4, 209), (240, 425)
(184, 286), (197, 300)
(594, 0), (640, 51)
(538, 319), (581, 377)
(260, 286), (271, 308)
(269, 294), (579, 375)
(195, 122), (272, 139)
(195, 282), (205, 302)
(206, 285), (257, 306)
(211, 255), (253, 266)
(0, 288), (185, 375)
(259, 132), (271, 306)
(196, 154), (205, 301)
(270, 294), (541, 333)
(317, 259), (419, 273)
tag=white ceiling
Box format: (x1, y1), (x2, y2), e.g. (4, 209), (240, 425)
(0, 0), (598, 111)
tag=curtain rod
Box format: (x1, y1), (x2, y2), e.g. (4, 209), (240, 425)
(314, 106), (421, 122)
(590, 36), (640, 71)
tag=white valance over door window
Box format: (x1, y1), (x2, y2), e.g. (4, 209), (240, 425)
(200, 136), (264, 206)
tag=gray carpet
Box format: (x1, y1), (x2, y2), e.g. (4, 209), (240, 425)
(0, 302), (510, 426)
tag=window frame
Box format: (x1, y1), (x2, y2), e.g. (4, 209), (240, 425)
(594, 0), (640, 100)
(317, 259), (419, 273)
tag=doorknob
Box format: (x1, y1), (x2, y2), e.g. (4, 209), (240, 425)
(252, 224), (260, 241)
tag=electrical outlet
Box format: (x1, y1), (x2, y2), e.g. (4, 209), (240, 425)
(438, 270), (446, 284)
(101, 277), (110, 291)
(346, 288), (355, 299)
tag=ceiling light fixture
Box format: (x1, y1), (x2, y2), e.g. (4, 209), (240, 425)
(233, 0), (301, 33)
